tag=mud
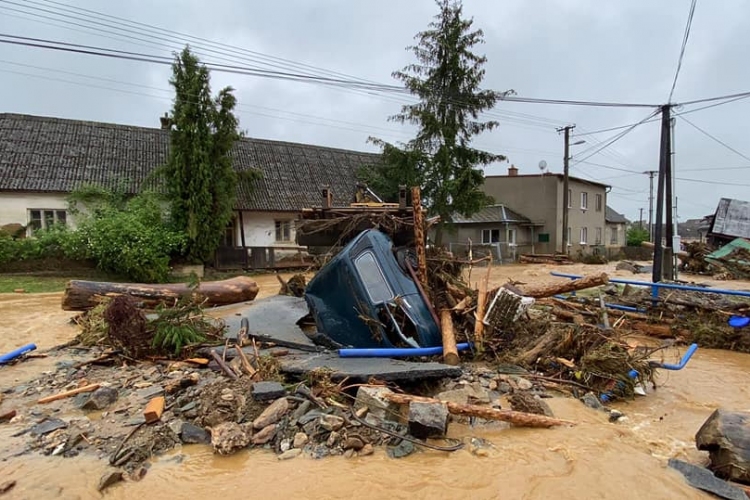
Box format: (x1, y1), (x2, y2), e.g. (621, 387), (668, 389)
(0, 266), (749, 499)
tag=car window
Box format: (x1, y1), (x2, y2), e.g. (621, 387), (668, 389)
(354, 251), (393, 304)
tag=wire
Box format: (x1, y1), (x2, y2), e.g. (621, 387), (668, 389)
(668, 0), (697, 102)
(571, 109), (660, 166)
(678, 115), (750, 163)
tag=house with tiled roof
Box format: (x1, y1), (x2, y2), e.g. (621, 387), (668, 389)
(0, 113), (379, 266)
(605, 205), (628, 248)
(445, 204), (543, 262)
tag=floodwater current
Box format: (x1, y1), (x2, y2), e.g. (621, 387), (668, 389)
(0, 266), (748, 499)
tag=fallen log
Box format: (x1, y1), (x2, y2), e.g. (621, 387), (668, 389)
(630, 321), (674, 338)
(440, 310), (459, 366)
(550, 307), (585, 325)
(383, 392), (574, 428)
(641, 241), (689, 259)
(519, 273), (609, 299)
(61, 276), (260, 311)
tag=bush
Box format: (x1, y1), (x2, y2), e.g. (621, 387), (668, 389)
(626, 226), (650, 247)
(75, 194), (187, 283)
(0, 225), (80, 265)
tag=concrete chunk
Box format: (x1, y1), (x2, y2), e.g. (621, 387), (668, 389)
(251, 381), (286, 402)
(252, 397), (290, 429)
(407, 401), (448, 439)
(354, 386), (400, 421)
(695, 409), (750, 484)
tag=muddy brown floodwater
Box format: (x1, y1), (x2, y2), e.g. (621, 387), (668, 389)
(1, 265), (749, 499)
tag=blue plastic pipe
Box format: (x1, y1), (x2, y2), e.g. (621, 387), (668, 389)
(0, 343), (37, 364)
(339, 342), (473, 358)
(550, 271), (750, 298)
(650, 343), (698, 370)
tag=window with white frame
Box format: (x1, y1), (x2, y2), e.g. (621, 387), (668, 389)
(482, 229), (500, 244)
(595, 194), (603, 212)
(507, 228), (517, 246)
(28, 209), (67, 233)
(581, 192), (588, 210)
(580, 227), (588, 244)
(595, 227), (602, 245)
(610, 226), (619, 245)
(274, 220), (292, 242)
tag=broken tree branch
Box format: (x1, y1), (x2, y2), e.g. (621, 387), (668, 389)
(518, 273), (609, 299)
(383, 393), (575, 427)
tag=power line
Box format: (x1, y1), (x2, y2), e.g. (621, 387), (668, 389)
(678, 115), (750, 163)
(571, 109), (660, 166)
(668, 0), (698, 102)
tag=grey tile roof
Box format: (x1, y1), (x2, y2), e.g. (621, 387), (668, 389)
(0, 113), (380, 212)
(605, 205), (628, 224)
(710, 197), (750, 239)
(452, 204), (531, 224)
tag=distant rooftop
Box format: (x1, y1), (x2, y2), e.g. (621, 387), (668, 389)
(605, 205), (628, 224)
(710, 198), (750, 239)
(452, 204), (531, 224)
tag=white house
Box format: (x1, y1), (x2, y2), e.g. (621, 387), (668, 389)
(0, 113), (379, 268)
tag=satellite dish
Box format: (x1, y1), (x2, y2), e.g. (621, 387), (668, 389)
(538, 160), (547, 172)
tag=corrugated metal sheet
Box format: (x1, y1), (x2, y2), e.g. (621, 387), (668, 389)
(710, 198), (750, 239)
(452, 204), (530, 224)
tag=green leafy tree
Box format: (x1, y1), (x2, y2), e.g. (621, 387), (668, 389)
(165, 47), (241, 263)
(626, 226), (650, 247)
(366, 0), (510, 243)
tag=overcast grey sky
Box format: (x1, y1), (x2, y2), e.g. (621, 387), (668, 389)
(1, 0), (749, 222)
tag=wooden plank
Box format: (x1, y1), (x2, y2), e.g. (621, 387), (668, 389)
(143, 396), (165, 424)
(37, 383), (100, 404)
(440, 310), (460, 366)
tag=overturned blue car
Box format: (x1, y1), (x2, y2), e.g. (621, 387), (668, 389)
(305, 229), (441, 349)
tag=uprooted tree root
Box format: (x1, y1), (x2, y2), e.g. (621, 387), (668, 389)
(76, 294), (224, 359)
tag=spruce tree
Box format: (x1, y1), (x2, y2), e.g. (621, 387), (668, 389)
(165, 47), (241, 263)
(369, 0), (509, 243)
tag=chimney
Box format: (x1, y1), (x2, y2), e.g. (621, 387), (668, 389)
(508, 164), (518, 177)
(159, 112), (171, 130)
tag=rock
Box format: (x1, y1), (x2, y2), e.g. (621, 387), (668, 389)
(291, 401), (311, 422)
(251, 381), (286, 402)
(496, 382), (512, 394)
(616, 261), (639, 274)
(97, 469), (124, 492)
(293, 432), (308, 448)
(668, 458), (747, 500)
(508, 392), (554, 418)
(513, 377), (534, 391)
(407, 401), (448, 439)
(278, 448), (302, 460)
(252, 397), (290, 429)
(298, 409), (324, 425)
(318, 414), (344, 432)
(581, 392), (606, 411)
(343, 435), (365, 450)
(251, 424), (277, 445)
(180, 422), (210, 444)
(81, 387), (118, 411)
(354, 386), (400, 421)
(488, 380), (498, 391)
(30, 418), (67, 436)
(387, 440), (415, 459)
(360, 443), (374, 456)
(695, 409), (750, 484)
(211, 422), (251, 455)
(280, 439), (291, 452)
(436, 385), (489, 406)
(326, 431), (340, 447)
(136, 385), (164, 401)
(608, 410), (625, 423)
(343, 448), (355, 458)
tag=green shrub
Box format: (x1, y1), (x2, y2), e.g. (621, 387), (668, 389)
(0, 225), (80, 265)
(626, 226), (650, 247)
(75, 194), (187, 283)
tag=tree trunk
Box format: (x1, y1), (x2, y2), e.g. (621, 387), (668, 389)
(411, 186), (428, 288)
(383, 392), (575, 428)
(518, 273), (609, 299)
(440, 310), (459, 366)
(61, 276), (259, 311)
(629, 321), (674, 338)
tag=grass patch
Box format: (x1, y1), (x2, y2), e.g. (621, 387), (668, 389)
(0, 274), (73, 293)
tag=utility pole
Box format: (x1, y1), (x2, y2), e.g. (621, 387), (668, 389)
(557, 124), (575, 254)
(644, 170), (656, 241)
(652, 105), (672, 283)
(639, 208), (644, 229)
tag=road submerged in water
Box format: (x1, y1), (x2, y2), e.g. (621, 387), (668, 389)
(0, 265), (748, 499)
